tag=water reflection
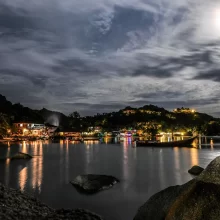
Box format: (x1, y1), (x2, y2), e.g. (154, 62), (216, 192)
(19, 167), (28, 191)
(21, 141), (27, 153)
(65, 141), (69, 183)
(190, 148), (199, 166)
(211, 139), (214, 149)
(31, 141), (43, 192)
(174, 147), (180, 170)
(158, 149), (166, 188)
(5, 158), (10, 186)
(122, 138), (129, 191)
(1, 139), (220, 220)
(60, 140), (64, 183)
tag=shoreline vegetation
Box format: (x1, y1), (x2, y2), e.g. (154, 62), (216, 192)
(1, 94), (220, 142)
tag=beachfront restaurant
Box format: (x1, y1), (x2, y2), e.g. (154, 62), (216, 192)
(13, 122), (46, 136)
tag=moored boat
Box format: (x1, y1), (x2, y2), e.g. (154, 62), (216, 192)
(136, 136), (197, 147)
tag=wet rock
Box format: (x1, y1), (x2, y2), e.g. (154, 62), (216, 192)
(0, 182), (104, 220)
(188, 165), (204, 175)
(70, 174), (119, 194)
(10, 152), (32, 160)
(134, 156), (220, 220)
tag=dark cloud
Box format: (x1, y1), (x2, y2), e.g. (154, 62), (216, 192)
(0, 70), (49, 88)
(132, 65), (174, 77)
(193, 70), (220, 82)
(135, 91), (185, 99)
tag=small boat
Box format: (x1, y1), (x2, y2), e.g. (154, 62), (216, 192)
(136, 136), (197, 147)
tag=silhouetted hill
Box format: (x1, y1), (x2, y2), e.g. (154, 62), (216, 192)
(0, 94), (219, 134)
(0, 95), (43, 123)
(0, 94), (13, 114)
(0, 94), (68, 126)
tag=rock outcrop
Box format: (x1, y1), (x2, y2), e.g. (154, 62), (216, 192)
(134, 156), (220, 220)
(70, 174), (119, 194)
(0, 183), (103, 220)
(188, 165), (204, 175)
(10, 152), (32, 160)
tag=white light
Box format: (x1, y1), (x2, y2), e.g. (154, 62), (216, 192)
(214, 9), (220, 28)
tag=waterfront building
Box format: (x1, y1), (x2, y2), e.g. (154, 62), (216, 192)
(122, 107), (136, 115)
(45, 124), (58, 137)
(54, 128), (81, 138)
(139, 109), (161, 115)
(13, 122), (46, 136)
(173, 108), (196, 114)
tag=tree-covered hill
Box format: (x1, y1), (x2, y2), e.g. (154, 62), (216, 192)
(0, 94), (220, 135)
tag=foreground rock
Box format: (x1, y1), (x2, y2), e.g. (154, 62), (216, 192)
(134, 156), (220, 220)
(70, 174), (119, 194)
(10, 152), (32, 160)
(0, 183), (103, 220)
(188, 165), (204, 175)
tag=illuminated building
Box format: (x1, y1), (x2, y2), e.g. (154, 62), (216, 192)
(55, 128), (81, 138)
(13, 122), (46, 136)
(173, 108), (196, 114)
(122, 107), (136, 115)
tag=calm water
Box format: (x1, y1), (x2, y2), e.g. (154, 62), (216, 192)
(0, 137), (220, 220)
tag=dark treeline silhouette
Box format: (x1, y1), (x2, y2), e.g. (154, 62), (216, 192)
(0, 94), (220, 136)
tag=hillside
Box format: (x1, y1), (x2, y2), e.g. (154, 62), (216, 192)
(0, 94), (219, 135)
(0, 94), (68, 126)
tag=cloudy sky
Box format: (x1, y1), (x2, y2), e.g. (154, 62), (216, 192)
(0, 0), (220, 116)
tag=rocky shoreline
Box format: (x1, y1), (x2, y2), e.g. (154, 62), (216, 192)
(0, 183), (103, 220)
(134, 156), (220, 220)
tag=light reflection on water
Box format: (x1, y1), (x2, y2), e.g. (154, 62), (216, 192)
(1, 138), (220, 220)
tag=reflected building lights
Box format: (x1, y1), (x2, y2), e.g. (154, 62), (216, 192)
(5, 145), (11, 186)
(5, 158), (10, 186)
(19, 167), (28, 192)
(31, 141), (43, 193)
(190, 148), (199, 166)
(65, 141), (69, 183)
(159, 150), (165, 188)
(22, 141), (27, 153)
(210, 139), (214, 150)
(122, 142), (129, 191)
(59, 140), (64, 183)
(174, 147), (180, 170)
(6, 145), (10, 159)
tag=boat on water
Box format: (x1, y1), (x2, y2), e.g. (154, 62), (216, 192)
(136, 136), (197, 147)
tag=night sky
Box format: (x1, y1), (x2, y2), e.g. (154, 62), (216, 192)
(0, 1), (220, 116)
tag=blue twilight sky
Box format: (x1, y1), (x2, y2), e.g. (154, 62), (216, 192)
(0, 0), (220, 116)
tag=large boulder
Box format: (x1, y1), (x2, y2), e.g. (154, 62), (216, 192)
(134, 156), (220, 220)
(10, 152), (32, 160)
(188, 165), (204, 175)
(70, 174), (119, 194)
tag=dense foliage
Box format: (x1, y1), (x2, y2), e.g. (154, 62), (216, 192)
(0, 94), (220, 136)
